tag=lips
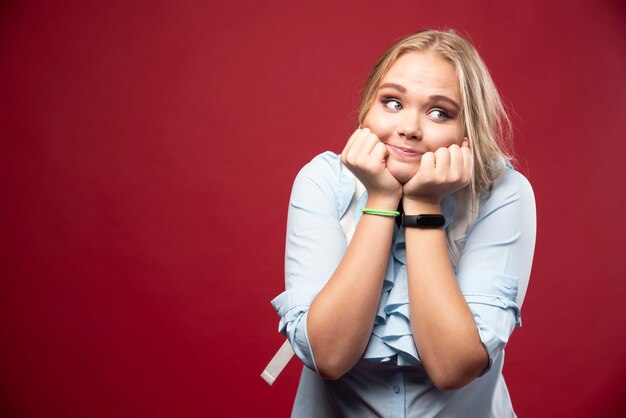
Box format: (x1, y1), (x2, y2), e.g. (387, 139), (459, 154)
(387, 144), (422, 158)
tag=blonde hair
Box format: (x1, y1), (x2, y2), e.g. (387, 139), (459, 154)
(358, 29), (513, 195)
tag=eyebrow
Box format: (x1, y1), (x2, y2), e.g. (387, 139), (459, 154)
(378, 83), (461, 110)
(378, 82), (406, 93)
(429, 95), (461, 111)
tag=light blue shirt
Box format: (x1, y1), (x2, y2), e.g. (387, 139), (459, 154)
(272, 152), (536, 417)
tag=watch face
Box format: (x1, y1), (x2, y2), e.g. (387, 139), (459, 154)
(402, 214), (445, 228)
(417, 215), (445, 227)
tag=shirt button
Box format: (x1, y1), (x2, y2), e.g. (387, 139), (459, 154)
(392, 385), (400, 394)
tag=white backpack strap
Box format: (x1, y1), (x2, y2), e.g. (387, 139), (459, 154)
(260, 339), (296, 385)
(261, 162), (362, 385)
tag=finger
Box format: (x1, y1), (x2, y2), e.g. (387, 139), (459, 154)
(353, 132), (382, 170)
(420, 151), (436, 177)
(343, 127), (371, 153)
(350, 130), (378, 160)
(370, 140), (388, 162)
(342, 128), (369, 163)
(461, 145), (473, 183)
(461, 137), (469, 148)
(460, 143), (472, 162)
(341, 129), (361, 162)
(347, 130), (383, 171)
(448, 144), (463, 178)
(434, 147), (451, 175)
(363, 131), (382, 155)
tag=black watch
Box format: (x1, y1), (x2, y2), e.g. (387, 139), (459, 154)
(401, 214), (445, 228)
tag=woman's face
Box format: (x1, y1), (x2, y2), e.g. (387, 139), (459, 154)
(362, 51), (465, 184)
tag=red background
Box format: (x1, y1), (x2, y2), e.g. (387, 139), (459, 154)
(1, 1), (625, 417)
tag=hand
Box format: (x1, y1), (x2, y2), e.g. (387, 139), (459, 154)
(341, 128), (403, 203)
(403, 140), (473, 206)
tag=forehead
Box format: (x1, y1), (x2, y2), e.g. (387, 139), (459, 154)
(381, 51), (460, 99)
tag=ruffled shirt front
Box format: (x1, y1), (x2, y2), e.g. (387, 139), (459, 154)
(363, 197), (455, 365)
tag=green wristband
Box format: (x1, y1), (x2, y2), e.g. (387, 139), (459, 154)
(360, 208), (401, 217)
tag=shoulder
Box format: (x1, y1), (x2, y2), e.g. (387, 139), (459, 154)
(296, 151), (342, 182)
(293, 152), (342, 195)
(482, 167), (535, 210)
(291, 151), (355, 215)
(292, 151), (341, 200)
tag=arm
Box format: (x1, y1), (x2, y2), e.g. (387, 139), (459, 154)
(307, 194), (396, 379)
(271, 153), (349, 373)
(402, 144), (486, 390)
(404, 199), (489, 390)
(308, 129), (402, 379)
(403, 146), (536, 391)
(272, 130), (403, 380)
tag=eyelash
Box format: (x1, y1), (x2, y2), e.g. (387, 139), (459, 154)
(381, 97), (402, 111)
(381, 97), (452, 121)
(429, 109), (451, 120)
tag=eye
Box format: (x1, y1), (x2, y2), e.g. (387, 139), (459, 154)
(428, 109), (450, 120)
(382, 97), (402, 111)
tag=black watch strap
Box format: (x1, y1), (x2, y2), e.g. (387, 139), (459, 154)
(401, 214), (445, 228)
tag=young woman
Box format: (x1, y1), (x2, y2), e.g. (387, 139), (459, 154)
(272, 29), (536, 417)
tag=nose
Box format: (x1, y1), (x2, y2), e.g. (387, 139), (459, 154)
(398, 112), (421, 141)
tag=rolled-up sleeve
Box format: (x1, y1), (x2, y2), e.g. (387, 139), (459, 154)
(271, 152), (351, 371)
(456, 169), (536, 371)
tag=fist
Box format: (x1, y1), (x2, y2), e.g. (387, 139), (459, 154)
(341, 128), (402, 201)
(403, 140), (473, 204)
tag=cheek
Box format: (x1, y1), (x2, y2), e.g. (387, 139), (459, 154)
(425, 125), (464, 148)
(362, 110), (392, 138)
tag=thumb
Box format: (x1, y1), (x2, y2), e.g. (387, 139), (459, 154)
(371, 141), (389, 161)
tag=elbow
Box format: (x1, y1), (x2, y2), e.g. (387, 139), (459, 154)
(318, 369), (345, 381)
(315, 358), (353, 381)
(430, 372), (476, 391)
(307, 325), (363, 381)
(426, 354), (489, 392)
(312, 341), (362, 381)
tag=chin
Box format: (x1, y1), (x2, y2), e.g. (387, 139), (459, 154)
(387, 160), (418, 184)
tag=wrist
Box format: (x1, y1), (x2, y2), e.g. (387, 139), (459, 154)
(366, 194), (401, 212)
(402, 198), (441, 215)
